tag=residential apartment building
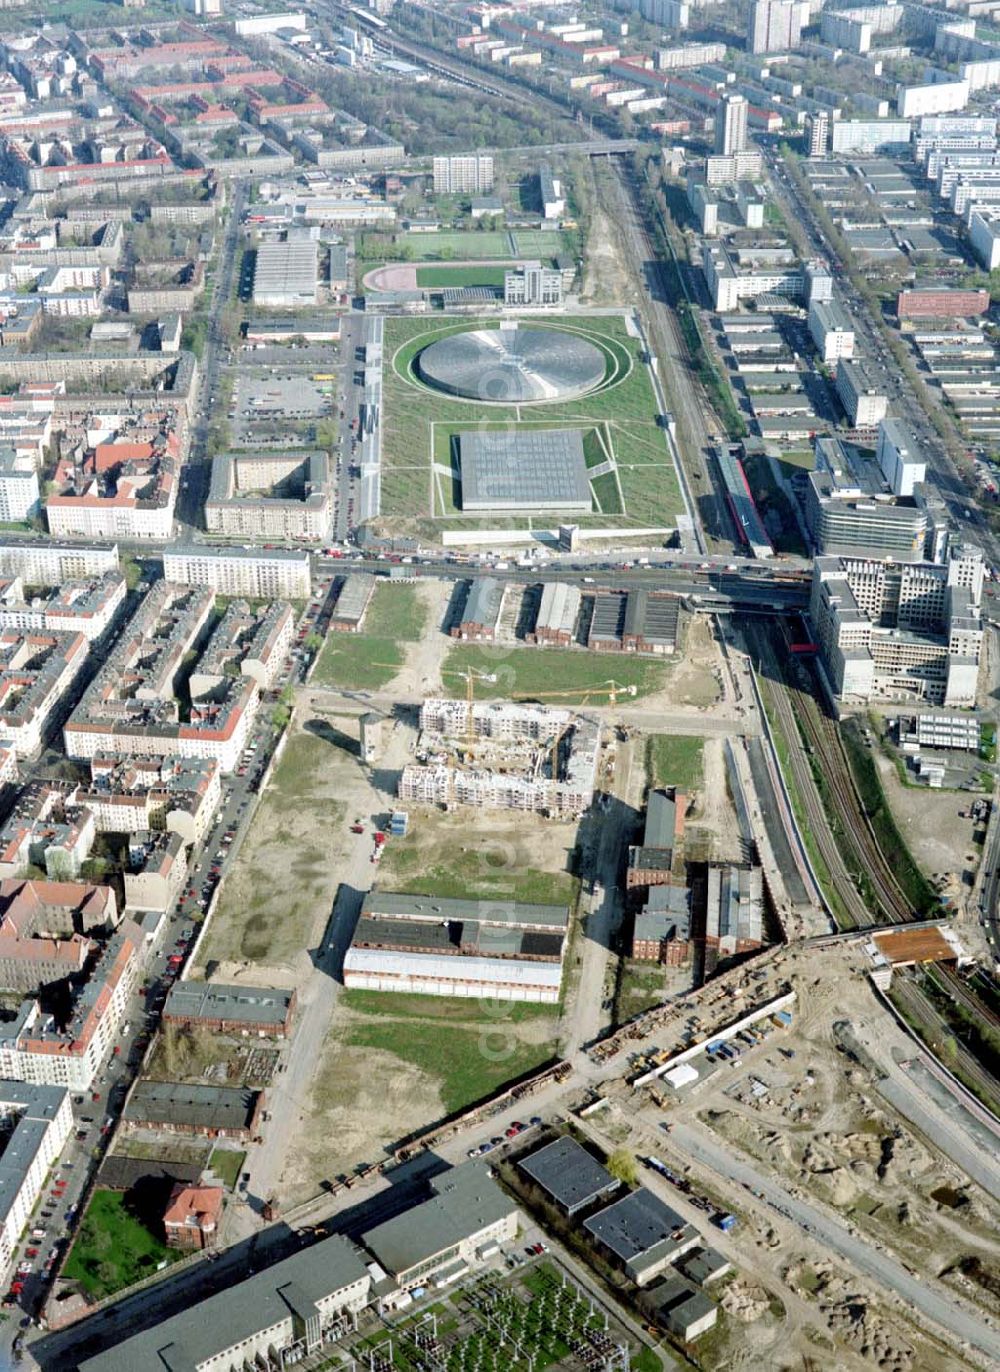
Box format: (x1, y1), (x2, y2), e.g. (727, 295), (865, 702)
(0, 449), (39, 523)
(808, 298), (855, 364)
(76, 754), (222, 848)
(747, 0), (802, 55)
(63, 583), (259, 774)
(0, 1083), (73, 1283)
(432, 155), (494, 194)
(0, 541), (119, 586)
(701, 242), (802, 311)
(163, 544), (311, 599)
(714, 94), (748, 156)
(835, 358), (889, 429)
(0, 628), (88, 758)
(0, 572), (125, 641)
(205, 451), (332, 540)
(877, 418), (926, 497)
(0, 917), (142, 1090)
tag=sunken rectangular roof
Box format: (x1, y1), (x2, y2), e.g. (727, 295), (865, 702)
(77, 1233), (369, 1372)
(361, 891), (569, 931)
(163, 981), (293, 1028)
(459, 429), (592, 511)
(518, 1136), (618, 1214)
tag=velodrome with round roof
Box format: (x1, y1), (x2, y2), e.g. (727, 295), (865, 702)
(417, 323), (606, 404)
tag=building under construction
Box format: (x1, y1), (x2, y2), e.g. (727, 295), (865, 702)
(399, 698), (600, 817)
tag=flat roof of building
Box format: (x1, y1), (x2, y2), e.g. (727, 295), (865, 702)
(583, 1187), (690, 1261)
(361, 891), (569, 931)
(123, 1081), (260, 1132)
(78, 1233), (368, 1372)
(165, 544), (310, 565)
(460, 429), (591, 512)
(362, 1162), (512, 1276)
(163, 981), (293, 1027)
(871, 926), (960, 965)
(518, 1136), (618, 1213)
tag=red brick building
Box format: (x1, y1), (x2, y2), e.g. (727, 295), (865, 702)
(163, 1184), (223, 1250)
(896, 288), (989, 319)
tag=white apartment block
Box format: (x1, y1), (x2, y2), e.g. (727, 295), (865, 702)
(0, 451), (39, 523)
(0, 1083), (73, 1283)
(0, 541), (119, 586)
(877, 418), (927, 497)
(808, 298), (855, 364)
(0, 573), (126, 641)
(432, 155), (495, 194)
(969, 210), (1000, 270)
(163, 545), (312, 599)
(45, 490), (176, 540)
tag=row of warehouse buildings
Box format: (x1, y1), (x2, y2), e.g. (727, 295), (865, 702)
(453, 577), (681, 656)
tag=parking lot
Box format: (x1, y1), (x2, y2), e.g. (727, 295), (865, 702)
(230, 370), (334, 446)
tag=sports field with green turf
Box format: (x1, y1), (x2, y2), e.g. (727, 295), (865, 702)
(414, 265), (509, 288)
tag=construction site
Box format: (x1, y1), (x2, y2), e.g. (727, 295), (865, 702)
(399, 697), (606, 819)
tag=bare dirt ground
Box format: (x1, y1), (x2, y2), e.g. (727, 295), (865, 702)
(195, 709), (403, 981)
(663, 616), (725, 708)
(872, 747), (981, 902)
(279, 1037), (445, 1198)
(589, 944), (996, 1370)
(687, 734), (742, 863)
(579, 205), (640, 308)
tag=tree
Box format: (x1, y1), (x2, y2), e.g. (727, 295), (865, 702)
(271, 703), (291, 731)
(304, 632), (323, 653)
(606, 1148), (638, 1187)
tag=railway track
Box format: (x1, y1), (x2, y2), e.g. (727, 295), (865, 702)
(893, 973), (1000, 1113)
(751, 624), (871, 929)
(780, 656), (913, 927)
(935, 965), (1000, 1032)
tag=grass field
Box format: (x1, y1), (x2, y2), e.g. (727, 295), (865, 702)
(401, 230), (513, 260)
(208, 1147), (245, 1190)
(380, 314), (684, 535)
(511, 229), (570, 258)
(340, 1019), (557, 1116)
(312, 583), (427, 691)
(442, 643), (669, 705)
(63, 1189), (180, 1301)
(647, 734), (705, 792)
(378, 820), (578, 907)
(415, 265), (508, 288)
(341, 988), (556, 1022)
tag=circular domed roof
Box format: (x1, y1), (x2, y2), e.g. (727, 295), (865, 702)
(416, 325), (605, 404)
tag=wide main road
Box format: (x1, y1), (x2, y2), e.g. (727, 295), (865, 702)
(176, 177), (247, 533)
